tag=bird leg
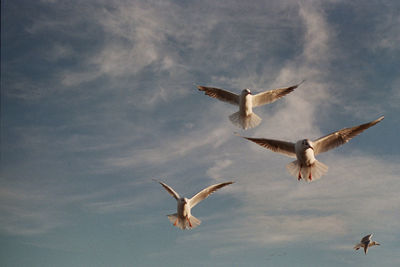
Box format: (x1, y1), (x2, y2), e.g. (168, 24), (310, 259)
(187, 217), (192, 228)
(173, 218), (178, 226)
(309, 172), (312, 181)
(298, 166), (302, 181)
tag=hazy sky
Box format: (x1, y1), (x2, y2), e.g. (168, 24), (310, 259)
(1, 0), (400, 266)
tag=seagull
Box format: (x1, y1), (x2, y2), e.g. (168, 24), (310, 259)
(155, 180), (234, 229)
(237, 116), (384, 182)
(354, 234), (380, 254)
(197, 81), (303, 129)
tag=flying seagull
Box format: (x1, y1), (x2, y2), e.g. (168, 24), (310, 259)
(354, 234), (380, 254)
(155, 180), (234, 229)
(237, 116), (384, 182)
(197, 81), (303, 129)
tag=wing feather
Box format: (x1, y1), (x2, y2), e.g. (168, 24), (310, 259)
(197, 85), (239, 105)
(156, 180), (180, 200)
(240, 136), (296, 158)
(313, 116), (384, 155)
(252, 81), (303, 107)
(361, 234), (373, 244)
(189, 182), (234, 208)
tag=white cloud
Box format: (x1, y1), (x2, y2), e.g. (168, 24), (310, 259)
(0, 186), (66, 235)
(184, 2), (400, 251)
(2, 5), (399, 265)
(206, 159), (233, 180)
(299, 2), (333, 64)
(106, 125), (232, 168)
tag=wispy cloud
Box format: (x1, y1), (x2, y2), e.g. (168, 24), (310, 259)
(371, 10), (400, 51)
(185, 2), (400, 251)
(2, 3), (399, 267)
(0, 186), (66, 235)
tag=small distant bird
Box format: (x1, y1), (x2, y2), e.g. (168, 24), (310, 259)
(197, 82), (303, 129)
(155, 180), (234, 229)
(238, 116), (384, 182)
(354, 234), (380, 254)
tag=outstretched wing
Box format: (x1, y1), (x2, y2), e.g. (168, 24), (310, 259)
(252, 81), (303, 107)
(240, 136), (296, 158)
(197, 85), (240, 105)
(313, 116), (384, 155)
(189, 182), (234, 208)
(155, 180), (180, 200)
(361, 234), (373, 244)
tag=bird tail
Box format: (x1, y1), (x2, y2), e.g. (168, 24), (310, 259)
(167, 213), (184, 229)
(286, 160), (328, 182)
(167, 213), (201, 229)
(187, 215), (201, 229)
(229, 111), (261, 130)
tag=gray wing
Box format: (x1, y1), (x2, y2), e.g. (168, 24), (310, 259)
(189, 182), (234, 208)
(156, 180), (180, 201)
(197, 85), (240, 105)
(240, 136), (296, 158)
(252, 81), (303, 107)
(313, 116), (384, 155)
(361, 234), (373, 244)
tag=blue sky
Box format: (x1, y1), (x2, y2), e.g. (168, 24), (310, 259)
(1, 0), (400, 266)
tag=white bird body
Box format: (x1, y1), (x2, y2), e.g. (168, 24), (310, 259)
(239, 116), (384, 182)
(156, 180), (234, 229)
(239, 89), (253, 117)
(289, 139), (327, 181)
(177, 198), (191, 219)
(295, 139), (316, 166)
(198, 82), (302, 129)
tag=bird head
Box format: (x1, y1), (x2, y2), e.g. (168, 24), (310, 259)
(301, 139), (314, 150)
(242, 89), (251, 95)
(180, 197), (189, 204)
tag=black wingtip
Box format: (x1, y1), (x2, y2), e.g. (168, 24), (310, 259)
(197, 85), (205, 91)
(294, 80), (305, 88)
(234, 132), (246, 139)
(152, 178), (162, 184)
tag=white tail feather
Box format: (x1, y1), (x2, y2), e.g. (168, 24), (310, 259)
(286, 160), (300, 178)
(167, 213), (183, 229)
(188, 215), (201, 229)
(312, 160), (329, 180)
(229, 111), (261, 130)
(167, 213), (201, 230)
(286, 160), (328, 182)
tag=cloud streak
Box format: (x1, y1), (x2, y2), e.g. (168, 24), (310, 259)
(2, 1), (400, 266)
